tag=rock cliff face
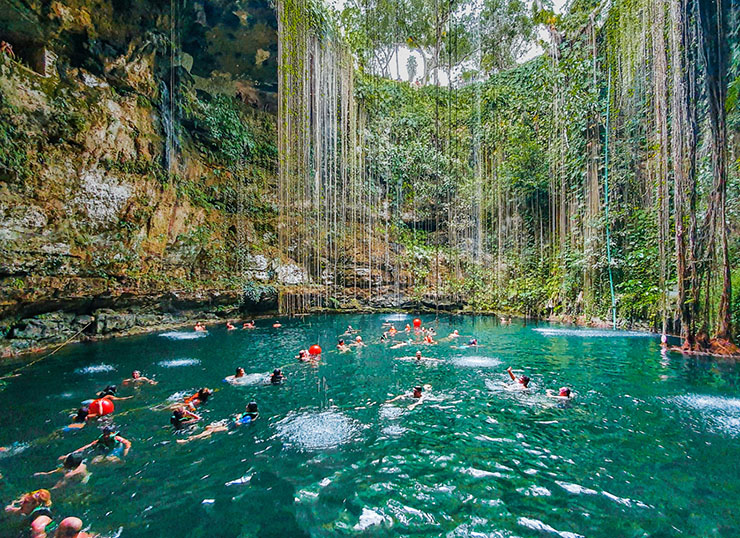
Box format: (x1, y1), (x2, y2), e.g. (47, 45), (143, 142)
(0, 0), (284, 354)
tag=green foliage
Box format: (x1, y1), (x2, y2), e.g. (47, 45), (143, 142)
(0, 94), (29, 179)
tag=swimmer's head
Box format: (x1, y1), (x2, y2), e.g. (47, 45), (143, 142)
(247, 401), (259, 414)
(132, 370), (141, 379)
(356, 336), (362, 342)
(198, 388), (212, 402)
(559, 387), (571, 397)
(235, 367), (245, 377)
(520, 376), (530, 387)
(415, 350), (422, 359)
(24, 489), (51, 507)
(63, 453), (84, 469)
(413, 386), (423, 398)
(74, 407), (89, 422)
(338, 339), (344, 345)
(101, 426), (115, 437)
(273, 369), (282, 376)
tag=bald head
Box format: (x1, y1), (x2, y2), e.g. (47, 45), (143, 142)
(56, 517), (83, 536)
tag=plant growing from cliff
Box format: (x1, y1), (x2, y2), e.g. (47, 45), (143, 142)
(0, 96), (29, 179)
(191, 95), (255, 165)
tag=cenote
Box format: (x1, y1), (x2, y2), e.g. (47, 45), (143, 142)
(2, 314), (740, 537)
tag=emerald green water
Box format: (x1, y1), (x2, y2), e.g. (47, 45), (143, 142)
(1, 314), (740, 537)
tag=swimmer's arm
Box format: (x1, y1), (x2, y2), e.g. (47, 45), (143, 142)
(386, 394), (405, 403)
(34, 468), (62, 476)
(506, 367), (516, 382)
(108, 395), (133, 401)
(65, 439), (98, 457)
(116, 436), (132, 455)
(30, 515), (51, 538)
(408, 396), (425, 410)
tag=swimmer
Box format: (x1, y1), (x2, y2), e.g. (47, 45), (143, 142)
(506, 367), (530, 388)
(176, 402), (258, 444)
(94, 385), (133, 402)
(343, 325), (358, 335)
(226, 321), (236, 331)
(468, 338), (478, 347)
(415, 350), (423, 360)
(224, 367), (248, 384)
(184, 388), (213, 410)
(34, 453), (89, 489)
(194, 321), (207, 332)
(390, 339), (412, 350)
(449, 329), (460, 338)
(546, 387), (573, 400)
(272, 321), (282, 328)
(122, 370), (157, 386)
(270, 369), (285, 385)
(380, 332), (388, 342)
(423, 333), (435, 344)
(243, 320), (256, 329)
(351, 336), (365, 347)
(234, 367), (245, 378)
(64, 426), (131, 464)
(4, 488), (54, 538)
(388, 325), (398, 336)
(64, 407), (90, 430)
(54, 517), (97, 538)
(387, 384), (432, 410)
(337, 339), (350, 352)
(170, 406), (201, 430)
(296, 349), (310, 361)
(404, 324), (411, 332)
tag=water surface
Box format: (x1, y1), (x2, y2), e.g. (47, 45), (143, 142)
(1, 315), (738, 537)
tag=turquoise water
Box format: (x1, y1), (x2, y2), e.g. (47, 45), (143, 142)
(1, 314), (740, 537)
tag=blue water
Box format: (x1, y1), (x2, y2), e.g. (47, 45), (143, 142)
(1, 314), (739, 537)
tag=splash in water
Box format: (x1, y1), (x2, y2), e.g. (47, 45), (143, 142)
(384, 313), (410, 322)
(224, 373), (265, 386)
(159, 331), (207, 340)
(74, 364), (115, 374)
(276, 410), (359, 451)
(157, 358), (201, 368)
(672, 394), (740, 437)
(450, 355), (501, 368)
(518, 517), (584, 538)
(534, 328), (654, 338)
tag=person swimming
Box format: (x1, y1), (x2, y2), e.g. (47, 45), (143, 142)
(226, 321), (236, 331)
(171, 406), (201, 431)
(234, 367), (245, 378)
(34, 453), (89, 490)
(296, 349), (310, 361)
(388, 325), (398, 335)
(270, 369), (285, 385)
(387, 384), (431, 410)
(352, 336), (365, 347)
(243, 320), (256, 329)
(94, 385), (132, 402)
(177, 402), (259, 444)
(404, 324), (411, 332)
(449, 330), (460, 338)
(546, 387), (572, 400)
(423, 333), (435, 344)
(468, 338), (478, 346)
(4, 488), (55, 538)
(64, 407), (90, 431)
(122, 370), (157, 386)
(337, 339), (350, 352)
(194, 321), (207, 332)
(380, 332), (388, 342)
(64, 426), (131, 464)
(415, 350), (423, 360)
(506, 367), (530, 388)
(184, 388), (213, 410)
(272, 321), (282, 328)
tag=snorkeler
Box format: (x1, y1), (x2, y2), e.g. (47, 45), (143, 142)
(177, 402), (258, 444)
(506, 367), (530, 388)
(122, 370), (157, 386)
(184, 388), (213, 410)
(54, 517), (97, 538)
(226, 321), (236, 331)
(243, 320), (256, 329)
(171, 406), (201, 431)
(65, 426), (131, 464)
(387, 384), (431, 410)
(546, 387), (573, 400)
(270, 369), (285, 385)
(64, 407), (90, 431)
(4, 488), (54, 538)
(34, 453), (89, 489)
(337, 339), (350, 352)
